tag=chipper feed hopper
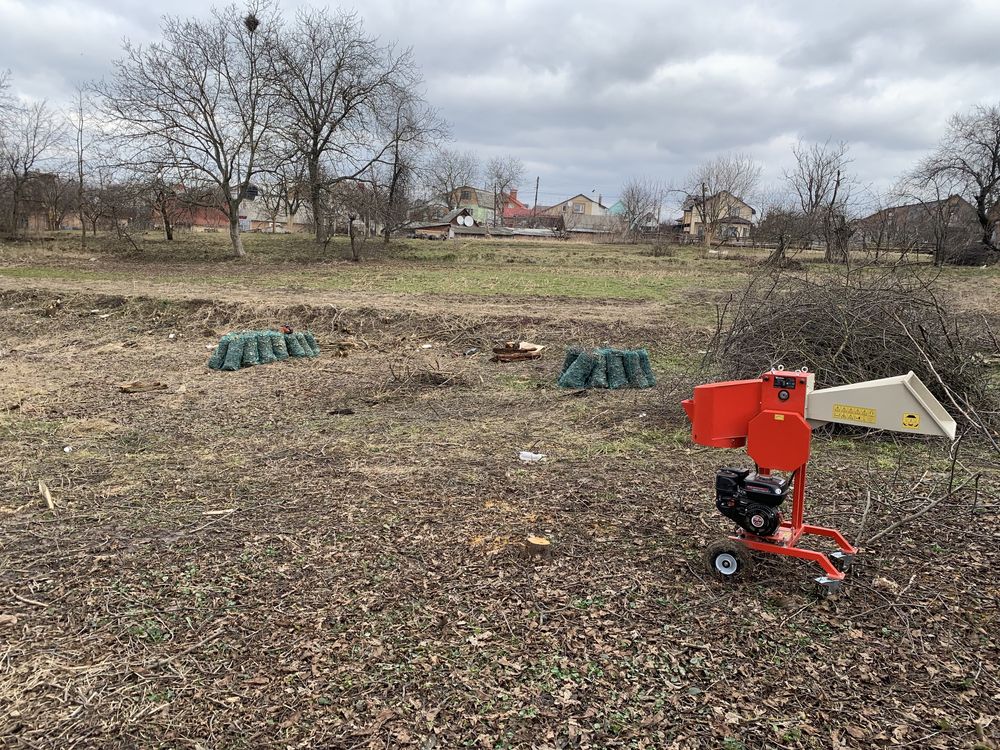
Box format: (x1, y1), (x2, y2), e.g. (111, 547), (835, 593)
(682, 368), (956, 594)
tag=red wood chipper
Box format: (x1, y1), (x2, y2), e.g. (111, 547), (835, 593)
(682, 368), (956, 595)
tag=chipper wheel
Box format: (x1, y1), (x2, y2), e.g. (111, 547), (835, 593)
(706, 539), (752, 582)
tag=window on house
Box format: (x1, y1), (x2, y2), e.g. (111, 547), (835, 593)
(460, 190), (472, 201)
(573, 203), (585, 214)
(728, 205), (740, 218)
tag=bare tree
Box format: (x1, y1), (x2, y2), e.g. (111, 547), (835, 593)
(0, 100), (64, 235)
(485, 155), (524, 226)
(686, 153), (761, 247)
(754, 187), (808, 265)
(425, 148), (479, 210)
(908, 102), (1000, 258)
(784, 139), (856, 263)
(273, 8), (420, 243)
(374, 91), (442, 242)
(96, 2), (279, 257)
(68, 85), (93, 247)
(617, 178), (665, 242)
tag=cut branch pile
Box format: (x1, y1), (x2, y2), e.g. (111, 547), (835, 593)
(707, 265), (999, 438)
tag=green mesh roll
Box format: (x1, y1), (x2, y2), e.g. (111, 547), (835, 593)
(622, 350), (649, 388)
(303, 331), (320, 356)
(271, 331), (289, 360)
(606, 351), (629, 389)
(561, 347), (584, 376)
(208, 334), (232, 370)
(222, 335), (245, 371)
(257, 333), (276, 364)
(638, 349), (656, 386)
(586, 351), (609, 388)
(294, 331), (316, 357)
(558, 352), (596, 388)
(241, 333), (260, 366)
(285, 332), (306, 357)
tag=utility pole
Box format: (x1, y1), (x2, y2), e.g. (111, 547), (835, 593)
(532, 176), (540, 218)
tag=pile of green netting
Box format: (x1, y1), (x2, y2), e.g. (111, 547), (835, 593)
(558, 347), (656, 389)
(207, 330), (320, 371)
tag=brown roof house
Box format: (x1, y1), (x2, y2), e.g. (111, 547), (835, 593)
(680, 190), (755, 241)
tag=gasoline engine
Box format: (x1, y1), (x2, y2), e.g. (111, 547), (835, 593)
(715, 468), (789, 537)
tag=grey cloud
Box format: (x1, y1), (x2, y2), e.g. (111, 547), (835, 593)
(1, 0), (997, 205)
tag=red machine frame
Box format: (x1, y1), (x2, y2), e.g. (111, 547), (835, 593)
(682, 369), (857, 590)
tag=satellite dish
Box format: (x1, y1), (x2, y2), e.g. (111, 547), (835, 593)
(464, 215), (474, 226)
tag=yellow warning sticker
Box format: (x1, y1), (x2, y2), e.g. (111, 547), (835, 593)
(902, 412), (920, 429)
(773, 414), (785, 421)
(832, 403), (877, 425)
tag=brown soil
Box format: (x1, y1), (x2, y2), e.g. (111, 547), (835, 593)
(0, 273), (997, 749)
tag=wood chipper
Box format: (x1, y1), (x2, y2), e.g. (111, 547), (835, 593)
(682, 368), (956, 594)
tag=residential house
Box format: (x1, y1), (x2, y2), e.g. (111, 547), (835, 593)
(445, 186), (496, 225)
(680, 190), (755, 241)
(856, 195), (979, 253)
(541, 193), (609, 219)
(502, 188), (534, 222)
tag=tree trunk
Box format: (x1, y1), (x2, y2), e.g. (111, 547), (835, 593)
(348, 216), (360, 262)
(228, 202), (246, 258)
(164, 213), (174, 241)
(308, 157), (324, 243)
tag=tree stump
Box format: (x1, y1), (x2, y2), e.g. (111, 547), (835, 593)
(525, 535), (552, 559)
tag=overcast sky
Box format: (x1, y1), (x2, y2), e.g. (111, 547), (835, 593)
(2, 0), (999, 210)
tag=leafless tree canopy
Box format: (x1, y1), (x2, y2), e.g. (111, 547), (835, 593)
(908, 103), (1000, 256)
(784, 139), (857, 263)
(272, 8), (426, 243)
(425, 148), (480, 209)
(95, 1), (280, 257)
(686, 153), (761, 245)
(617, 178), (665, 241)
(485, 155), (525, 226)
(0, 99), (65, 236)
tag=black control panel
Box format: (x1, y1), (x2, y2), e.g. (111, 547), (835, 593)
(772, 376), (796, 389)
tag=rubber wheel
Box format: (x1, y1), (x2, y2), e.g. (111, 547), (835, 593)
(705, 539), (752, 582)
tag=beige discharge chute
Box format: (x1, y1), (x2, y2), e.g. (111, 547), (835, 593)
(805, 371), (957, 439)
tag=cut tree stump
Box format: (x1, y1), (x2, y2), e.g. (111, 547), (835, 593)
(525, 535), (552, 558)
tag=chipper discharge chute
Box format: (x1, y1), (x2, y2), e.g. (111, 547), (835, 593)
(681, 368), (956, 595)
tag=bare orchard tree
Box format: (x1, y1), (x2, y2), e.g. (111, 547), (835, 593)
(754, 187), (807, 265)
(96, 2), (279, 257)
(686, 153), (761, 247)
(785, 139), (856, 263)
(273, 7), (419, 243)
(0, 100), (65, 235)
(375, 92), (442, 243)
(426, 148), (479, 210)
(617, 178), (666, 242)
(485, 155), (525, 226)
(908, 102), (1000, 258)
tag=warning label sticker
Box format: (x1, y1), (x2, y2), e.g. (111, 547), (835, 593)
(901, 412), (921, 429)
(832, 403), (877, 425)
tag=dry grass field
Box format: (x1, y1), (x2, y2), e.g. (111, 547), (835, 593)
(1, 232), (998, 749)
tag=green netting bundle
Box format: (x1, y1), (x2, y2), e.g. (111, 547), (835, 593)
(208, 329), (319, 371)
(258, 334), (276, 364)
(208, 333), (234, 370)
(586, 351), (609, 388)
(558, 347), (656, 389)
(241, 334), (261, 367)
(221, 335), (245, 371)
(557, 351), (596, 388)
(272, 332), (289, 360)
(638, 349), (656, 386)
(285, 332), (306, 357)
